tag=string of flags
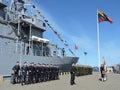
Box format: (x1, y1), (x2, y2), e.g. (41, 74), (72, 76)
(44, 18), (76, 56)
(75, 44), (78, 50)
(29, 2), (77, 56)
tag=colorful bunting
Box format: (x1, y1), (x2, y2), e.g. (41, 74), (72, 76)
(75, 44), (78, 50)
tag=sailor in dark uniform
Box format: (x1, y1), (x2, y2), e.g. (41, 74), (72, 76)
(33, 64), (37, 83)
(46, 64), (50, 81)
(43, 64), (46, 81)
(51, 64), (55, 80)
(62, 48), (65, 56)
(21, 62), (28, 85)
(12, 61), (20, 83)
(36, 63), (40, 83)
(70, 62), (76, 85)
(39, 64), (42, 82)
(28, 62), (34, 84)
(41, 64), (44, 82)
(55, 65), (59, 80)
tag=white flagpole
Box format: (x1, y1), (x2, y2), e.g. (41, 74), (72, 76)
(97, 10), (101, 71)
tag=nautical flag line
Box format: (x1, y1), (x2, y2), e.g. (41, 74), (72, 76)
(29, 2), (76, 56)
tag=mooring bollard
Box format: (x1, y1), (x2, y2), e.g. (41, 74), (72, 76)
(0, 76), (4, 82)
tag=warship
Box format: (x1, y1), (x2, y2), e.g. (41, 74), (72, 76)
(0, 0), (79, 76)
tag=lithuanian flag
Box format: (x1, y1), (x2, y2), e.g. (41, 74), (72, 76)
(98, 10), (112, 24)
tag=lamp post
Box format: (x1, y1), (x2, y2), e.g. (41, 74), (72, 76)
(84, 52), (87, 65)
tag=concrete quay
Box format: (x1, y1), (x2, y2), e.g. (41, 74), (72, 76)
(0, 72), (120, 90)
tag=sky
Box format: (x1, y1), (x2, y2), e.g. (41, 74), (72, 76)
(4, 0), (119, 66)
(29, 0), (120, 67)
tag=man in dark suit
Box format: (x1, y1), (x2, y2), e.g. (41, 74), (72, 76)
(70, 62), (76, 85)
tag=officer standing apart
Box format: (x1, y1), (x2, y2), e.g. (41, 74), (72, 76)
(70, 62), (76, 85)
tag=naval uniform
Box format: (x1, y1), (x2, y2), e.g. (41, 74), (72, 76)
(70, 66), (76, 85)
(12, 64), (20, 83)
(21, 65), (28, 85)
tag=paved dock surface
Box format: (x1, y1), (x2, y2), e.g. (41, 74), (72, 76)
(0, 72), (120, 90)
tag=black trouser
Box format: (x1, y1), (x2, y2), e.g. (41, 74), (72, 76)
(14, 73), (20, 83)
(36, 73), (39, 82)
(21, 73), (27, 85)
(41, 73), (44, 81)
(29, 73), (34, 83)
(10, 73), (16, 84)
(70, 73), (75, 85)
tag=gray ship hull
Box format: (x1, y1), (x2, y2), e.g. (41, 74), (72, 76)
(0, 1), (79, 76)
(0, 52), (78, 75)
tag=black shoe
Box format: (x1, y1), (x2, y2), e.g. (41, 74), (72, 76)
(21, 83), (23, 86)
(73, 82), (76, 84)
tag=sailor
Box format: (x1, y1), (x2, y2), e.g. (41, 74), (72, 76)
(26, 46), (29, 55)
(53, 66), (56, 80)
(28, 62), (34, 84)
(39, 63), (42, 82)
(62, 48), (65, 56)
(33, 64), (37, 83)
(43, 64), (46, 81)
(21, 62), (28, 85)
(70, 62), (76, 85)
(57, 66), (59, 79)
(55, 65), (59, 80)
(44, 64), (48, 81)
(46, 64), (50, 81)
(51, 64), (55, 80)
(49, 64), (52, 80)
(35, 63), (40, 83)
(51, 65), (55, 80)
(43, 43), (46, 56)
(46, 46), (50, 56)
(41, 64), (44, 82)
(12, 61), (20, 83)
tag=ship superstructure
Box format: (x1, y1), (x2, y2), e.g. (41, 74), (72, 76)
(0, 0), (79, 76)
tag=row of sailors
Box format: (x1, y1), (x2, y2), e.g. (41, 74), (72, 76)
(11, 61), (59, 85)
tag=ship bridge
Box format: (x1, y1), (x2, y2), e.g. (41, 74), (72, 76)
(22, 15), (46, 31)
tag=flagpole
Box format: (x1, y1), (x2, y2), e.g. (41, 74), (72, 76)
(97, 10), (101, 71)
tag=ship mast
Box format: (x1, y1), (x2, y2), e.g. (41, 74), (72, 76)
(9, 0), (25, 66)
